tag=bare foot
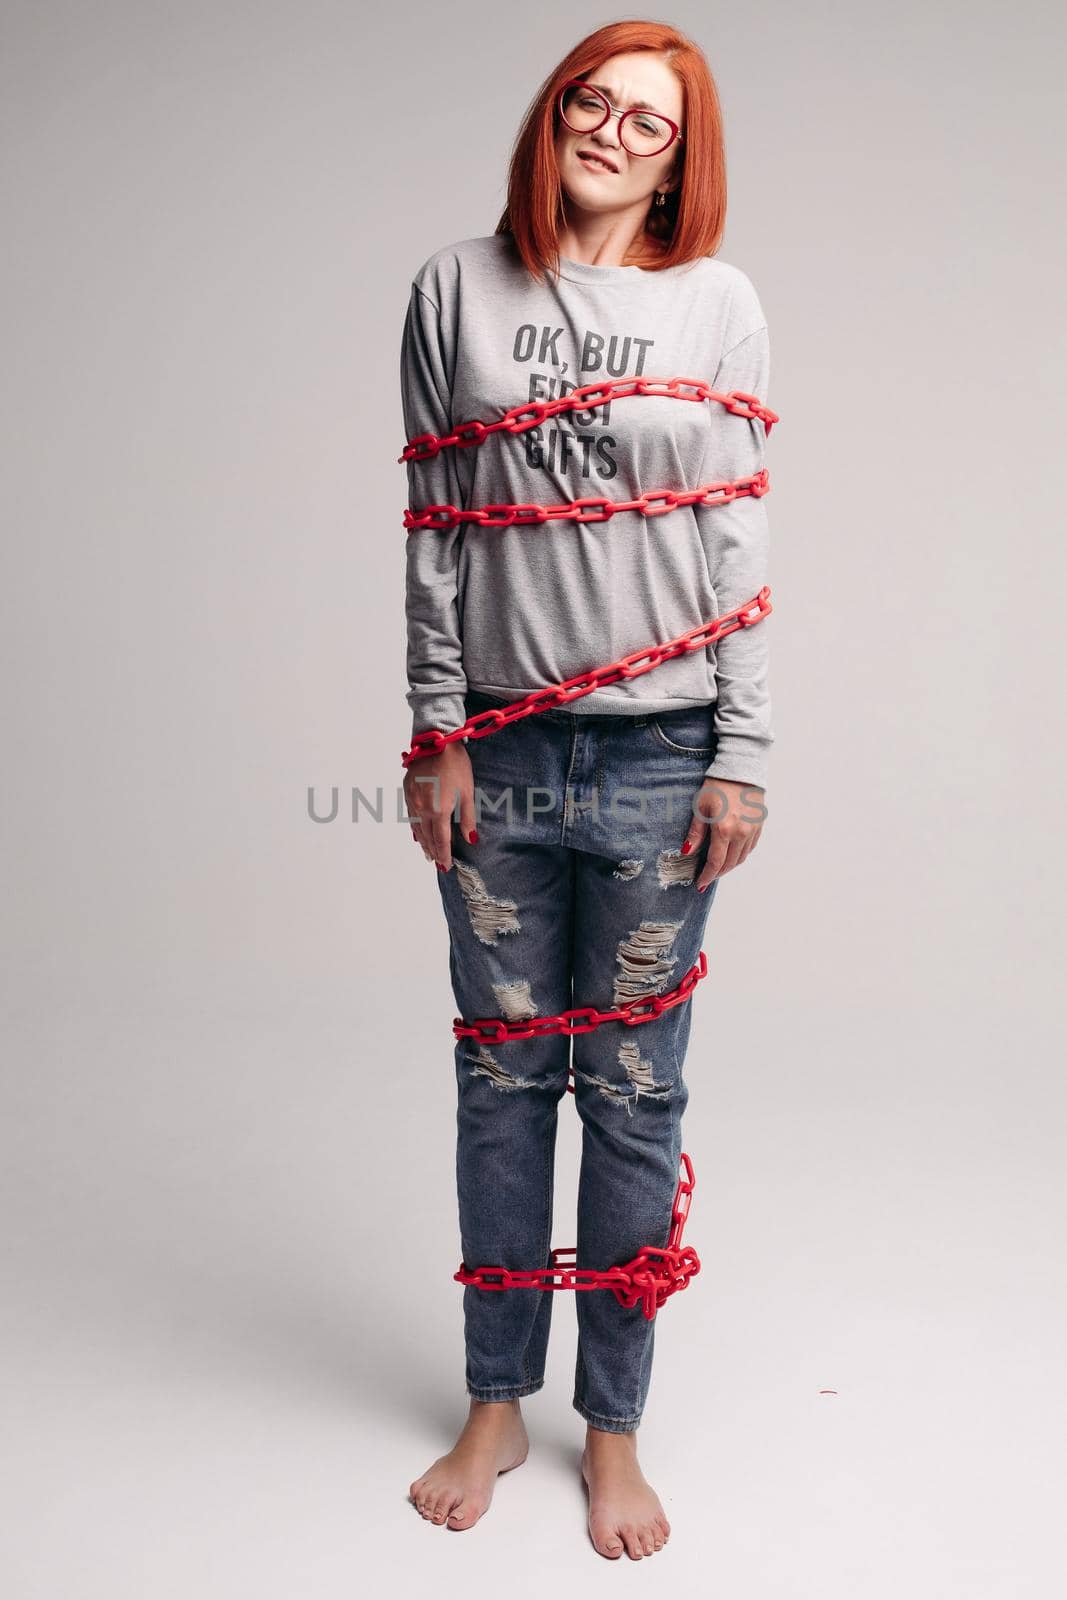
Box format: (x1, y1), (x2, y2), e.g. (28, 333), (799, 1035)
(409, 1397), (529, 1531)
(580, 1426), (671, 1559)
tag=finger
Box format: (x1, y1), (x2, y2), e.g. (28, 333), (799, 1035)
(411, 816), (434, 862)
(697, 831), (730, 890)
(432, 812), (454, 872)
(680, 816), (707, 857)
(737, 830), (761, 867)
(718, 836), (746, 876)
(409, 768), (442, 845)
(458, 786), (478, 845)
(683, 782), (722, 855)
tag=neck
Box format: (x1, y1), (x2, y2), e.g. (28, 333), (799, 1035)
(557, 210), (662, 270)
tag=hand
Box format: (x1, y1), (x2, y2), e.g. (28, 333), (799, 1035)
(682, 778), (767, 891)
(404, 741), (477, 871)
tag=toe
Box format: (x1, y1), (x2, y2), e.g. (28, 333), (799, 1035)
(446, 1500), (472, 1529)
(592, 1522), (624, 1559)
(622, 1525), (644, 1559)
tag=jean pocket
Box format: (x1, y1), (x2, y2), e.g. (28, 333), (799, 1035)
(649, 703), (717, 756)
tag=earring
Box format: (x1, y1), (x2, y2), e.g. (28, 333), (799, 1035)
(655, 190), (667, 207)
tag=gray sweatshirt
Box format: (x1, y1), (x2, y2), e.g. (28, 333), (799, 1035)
(400, 233), (775, 788)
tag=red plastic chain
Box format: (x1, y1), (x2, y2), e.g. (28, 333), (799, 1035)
(455, 1148), (701, 1321)
(402, 587), (771, 767)
(398, 373), (778, 468)
(451, 962), (708, 1319)
(400, 368), (781, 1316)
(454, 949), (708, 1043)
(404, 469), (769, 533)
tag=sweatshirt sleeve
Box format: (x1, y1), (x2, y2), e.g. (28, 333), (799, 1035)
(694, 321), (775, 790)
(400, 282), (468, 739)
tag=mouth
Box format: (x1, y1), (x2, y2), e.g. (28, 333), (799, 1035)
(577, 149), (618, 174)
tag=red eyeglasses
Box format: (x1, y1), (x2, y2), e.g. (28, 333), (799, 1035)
(558, 78), (684, 158)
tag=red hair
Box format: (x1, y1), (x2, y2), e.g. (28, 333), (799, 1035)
(495, 21), (728, 282)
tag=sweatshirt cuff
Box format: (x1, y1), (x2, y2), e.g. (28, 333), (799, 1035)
(704, 734), (770, 791)
(409, 687), (469, 742)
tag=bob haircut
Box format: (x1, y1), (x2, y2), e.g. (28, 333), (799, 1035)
(495, 20), (727, 284)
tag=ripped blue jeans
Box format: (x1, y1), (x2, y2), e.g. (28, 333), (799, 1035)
(434, 687), (723, 1433)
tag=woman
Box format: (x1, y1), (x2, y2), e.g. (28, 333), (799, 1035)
(402, 20), (775, 1560)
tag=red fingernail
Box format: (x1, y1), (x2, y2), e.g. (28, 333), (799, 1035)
(436, 861), (447, 872)
(469, 830), (479, 844)
(680, 839), (692, 856)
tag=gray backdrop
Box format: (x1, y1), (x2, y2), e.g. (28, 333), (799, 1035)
(2, 1), (1064, 1594)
